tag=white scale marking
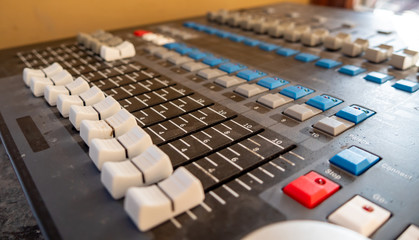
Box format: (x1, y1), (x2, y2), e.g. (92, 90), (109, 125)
(269, 161), (285, 172)
(186, 96), (203, 106)
(200, 202), (212, 212)
(170, 218), (182, 229)
(197, 109), (208, 116)
(170, 86), (186, 95)
(152, 91), (167, 101)
(193, 162), (219, 182)
(120, 87), (133, 96)
(280, 156), (295, 166)
(257, 134), (284, 150)
(179, 138), (190, 147)
(201, 130), (212, 138)
(223, 185), (239, 198)
(150, 107), (167, 119)
(147, 128), (165, 141)
(220, 123), (232, 130)
(235, 179), (251, 191)
(209, 191), (226, 205)
(259, 167), (274, 178)
(289, 151), (305, 160)
(230, 119), (253, 132)
(211, 127), (233, 141)
(207, 107), (227, 118)
(169, 101), (186, 112)
(205, 157), (218, 167)
(216, 152), (243, 171)
(247, 173), (263, 184)
(189, 113), (208, 125)
(168, 143), (190, 160)
(238, 143), (264, 159)
(179, 116), (188, 123)
(191, 135), (212, 150)
(169, 120), (187, 133)
(158, 123), (167, 130)
(227, 147), (240, 156)
(186, 210), (197, 220)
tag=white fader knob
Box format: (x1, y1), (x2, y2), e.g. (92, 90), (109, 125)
(89, 126), (153, 170)
(124, 167), (205, 231)
(342, 38), (369, 57)
(69, 96), (121, 130)
(364, 44), (394, 63)
(57, 86), (105, 118)
(301, 28), (330, 46)
(44, 77), (89, 106)
(267, 22), (295, 38)
(30, 70), (73, 97)
(101, 145), (173, 199)
(23, 62), (63, 86)
(100, 41), (135, 61)
(389, 49), (419, 70)
(80, 108), (137, 146)
(324, 32), (351, 50)
(284, 25), (311, 42)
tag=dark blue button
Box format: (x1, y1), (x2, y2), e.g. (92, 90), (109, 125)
(174, 46), (196, 55)
(243, 38), (260, 47)
(187, 50), (212, 60)
(280, 85), (314, 100)
(202, 56), (229, 66)
(229, 34), (245, 42)
(192, 24), (207, 31)
(364, 72), (394, 84)
(236, 69), (267, 81)
(204, 27), (219, 35)
(330, 146), (380, 175)
(259, 43), (280, 51)
(306, 95), (343, 111)
(315, 59), (342, 69)
(257, 77), (289, 90)
(163, 42), (184, 50)
(295, 53), (320, 62)
(215, 30), (231, 38)
(183, 22), (196, 28)
(218, 63), (247, 74)
(336, 105), (375, 124)
(338, 65), (366, 76)
(392, 79), (419, 93)
(277, 48), (300, 57)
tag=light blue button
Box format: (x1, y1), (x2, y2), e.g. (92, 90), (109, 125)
(202, 56), (229, 66)
(280, 85), (314, 100)
(277, 48), (300, 57)
(315, 59), (342, 69)
(336, 105), (375, 124)
(295, 53), (320, 62)
(364, 72), (394, 84)
(259, 43), (280, 51)
(215, 30), (231, 38)
(192, 24), (207, 31)
(183, 22), (196, 28)
(163, 42), (184, 50)
(306, 95), (343, 111)
(338, 65), (366, 76)
(393, 79), (419, 93)
(330, 146), (380, 175)
(236, 69), (267, 81)
(187, 50), (212, 60)
(229, 34), (245, 42)
(204, 27), (219, 35)
(257, 77), (289, 90)
(174, 46), (196, 55)
(243, 38), (260, 47)
(218, 63), (247, 74)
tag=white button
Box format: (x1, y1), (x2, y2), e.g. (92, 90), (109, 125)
(397, 225), (419, 240)
(364, 44), (393, 63)
(80, 108), (136, 146)
(90, 138), (126, 170)
(100, 45), (120, 61)
(152, 47), (169, 57)
(252, 18), (270, 34)
(57, 95), (83, 118)
(226, 12), (244, 27)
(69, 96), (120, 130)
(30, 76), (53, 97)
(267, 22), (295, 38)
(214, 75), (246, 88)
(328, 195), (391, 237)
(215, 9), (230, 24)
(239, 15), (256, 30)
(50, 70), (73, 85)
(342, 38), (369, 57)
(44, 85), (68, 106)
(124, 167), (204, 231)
(79, 86), (105, 106)
(144, 45), (163, 54)
(284, 104), (322, 121)
(101, 145), (172, 199)
(284, 25), (311, 42)
(234, 84), (268, 98)
(91, 39), (103, 54)
(181, 62), (208, 72)
(116, 41), (136, 58)
(167, 55), (193, 65)
(197, 69), (226, 79)
(118, 126), (152, 159)
(313, 115), (355, 136)
(23, 62), (64, 86)
(302, 28), (330, 46)
(257, 93), (293, 109)
(389, 49), (419, 70)
(324, 32), (351, 50)
(156, 51), (180, 59)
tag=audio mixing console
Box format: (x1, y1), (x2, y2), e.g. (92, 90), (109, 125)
(0, 2), (418, 240)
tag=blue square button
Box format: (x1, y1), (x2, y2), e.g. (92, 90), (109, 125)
(315, 59), (342, 69)
(204, 27), (219, 35)
(280, 85), (314, 100)
(192, 24), (207, 31)
(257, 77), (289, 90)
(229, 34), (245, 42)
(306, 95), (343, 111)
(202, 56), (229, 66)
(218, 63), (247, 73)
(338, 65), (366, 76)
(277, 48), (300, 57)
(330, 146), (380, 175)
(364, 72), (394, 84)
(393, 79), (419, 93)
(259, 43), (280, 52)
(236, 69), (267, 81)
(183, 22), (196, 28)
(163, 42), (184, 50)
(187, 50), (212, 60)
(215, 30), (231, 38)
(336, 105), (375, 124)
(174, 46), (196, 55)
(243, 38), (260, 47)
(295, 53), (320, 62)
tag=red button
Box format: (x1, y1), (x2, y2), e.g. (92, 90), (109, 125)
(283, 171), (339, 209)
(134, 30), (151, 37)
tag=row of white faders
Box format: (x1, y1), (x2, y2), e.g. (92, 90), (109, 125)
(207, 10), (419, 69)
(22, 62), (205, 231)
(77, 30), (136, 61)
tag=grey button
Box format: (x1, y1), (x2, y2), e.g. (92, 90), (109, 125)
(234, 84), (268, 98)
(197, 69), (226, 79)
(167, 55), (194, 65)
(181, 62), (209, 72)
(214, 75), (246, 88)
(257, 93), (293, 109)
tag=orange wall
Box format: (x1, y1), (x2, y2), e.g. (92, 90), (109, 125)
(0, 0), (308, 50)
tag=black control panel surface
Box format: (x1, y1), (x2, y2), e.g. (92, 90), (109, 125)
(0, 3), (418, 240)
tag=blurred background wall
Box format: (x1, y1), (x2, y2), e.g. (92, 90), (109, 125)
(0, 0), (308, 50)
